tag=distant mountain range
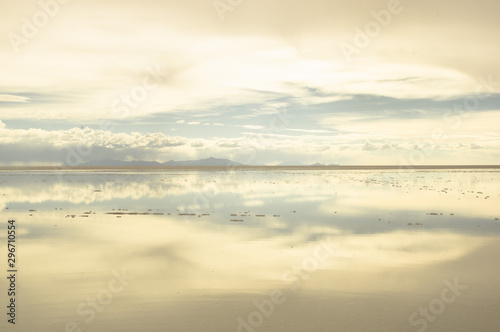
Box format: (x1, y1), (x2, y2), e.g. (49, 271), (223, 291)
(71, 157), (245, 167)
(65, 157), (339, 167)
(310, 163), (340, 166)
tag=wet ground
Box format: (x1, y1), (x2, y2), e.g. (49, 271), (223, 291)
(1, 168), (499, 331)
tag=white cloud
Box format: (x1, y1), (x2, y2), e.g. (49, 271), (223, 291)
(239, 125), (264, 130)
(0, 126), (189, 165)
(0, 94), (29, 103)
(0, 123), (499, 165)
(190, 141), (204, 148)
(0, 0), (499, 164)
(362, 142), (378, 151)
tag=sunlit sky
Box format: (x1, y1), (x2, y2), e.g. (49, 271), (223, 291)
(1, 0), (499, 165)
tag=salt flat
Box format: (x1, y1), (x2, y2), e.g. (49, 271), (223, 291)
(1, 168), (499, 331)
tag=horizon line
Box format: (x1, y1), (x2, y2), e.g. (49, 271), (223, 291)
(1, 165), (500, 171)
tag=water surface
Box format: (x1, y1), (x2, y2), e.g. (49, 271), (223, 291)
(1, 168), (499, 331)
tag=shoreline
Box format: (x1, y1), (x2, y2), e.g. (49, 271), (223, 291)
(1, 165), (500, 171)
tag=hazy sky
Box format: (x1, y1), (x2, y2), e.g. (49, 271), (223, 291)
(1, 0), (499, 165)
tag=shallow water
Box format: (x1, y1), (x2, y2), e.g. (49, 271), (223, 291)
(1, 168), (500, 331)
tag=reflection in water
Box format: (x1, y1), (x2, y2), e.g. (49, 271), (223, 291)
(0, 169), (499, 331)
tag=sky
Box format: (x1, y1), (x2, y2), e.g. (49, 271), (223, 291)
(0, 0), (499, 166)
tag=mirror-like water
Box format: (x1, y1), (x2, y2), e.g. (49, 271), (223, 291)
(1, 168), (499, 331)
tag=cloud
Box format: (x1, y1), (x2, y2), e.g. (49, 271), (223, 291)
(0, 127), (187, 165)
(1, 0), (499, 165)
(286, 128), (332, 134)
(0, 123), (499, 165)
(380, 144), (398, 150)
(239, 125), (264, 130)
(2, 0), (499, 123)
(362, 142), (378, 151)
(0, 94), (29, 103)
(190, 141), (204, 148)
(218, 142), (241, 148)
